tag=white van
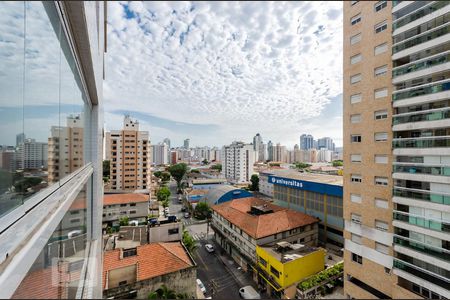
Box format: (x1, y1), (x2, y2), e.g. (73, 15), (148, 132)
(239, 286), (261, 299)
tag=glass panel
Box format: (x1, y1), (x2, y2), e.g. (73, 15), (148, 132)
(11, 182), (89, 299)
(393, 211), (450, 233)
(393, 1), (450, 30)
(394, 164), (450, 176)
(0, 2), (25, 216)
(393, 53), (450, 78)
(393, 136), (450, 148)
(393, 25), (450, 54)
(393, 108), (450, 125)
(394, 188), (450, 205)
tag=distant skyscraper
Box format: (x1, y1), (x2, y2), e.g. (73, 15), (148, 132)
(152, 142), (169, 165)
(16, 138), (48, 170)
(163, 138), (171, 150)
(16, 133), (25, 147)
(163, 138), (171, 162)
(317, 137), (335, 151)
(300, 134), (314, 150)
(253, 133), (264, 162)
(184, 138), (190, 149)
(221, 141), (256, 183)
(267, 140), (274, 161)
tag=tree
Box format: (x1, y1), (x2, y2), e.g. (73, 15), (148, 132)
(161, 199), (170, 208)
(157, 186), (171, 202)
(119, 216), (129, 226)
(103, 160), (110, 177)
(194, 202), (211, 220)
(0, 169), (13, 194)
(211, 164), (222, 172)
(295, 162), (311, 170)
(168, 163), (188, 193)
(148, 285), (188, 299)
(160, 172), (171, 182)
(13, 177), (43, 193)
(190, 169), (200, 174)
(249, 174), (259, 191)
(182, 230), (196, 253)
(332, 160), (343, 167)
(153, 171), (162, 178)
(202, 159), (208, 165)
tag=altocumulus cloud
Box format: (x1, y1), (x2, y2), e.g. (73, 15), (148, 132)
(105, 1), (343, 147)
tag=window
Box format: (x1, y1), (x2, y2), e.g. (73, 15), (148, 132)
(351, 253), (363, 264)
(351, 175), (362, 183)
(374, 20), (387, 33)
(350, 54), (362, 65)
(351, 194), (362, 203)
(374, 65), (388, 77)
(351, 154), (362, 163)
(375, 176), (388, 186)
(375, 220), (389, 231)
(351, 233), (362, 244)
(374, 87), (388, 99)
(129, 210), (136, 214)
(351, 114), (361, 123)
(350, 33), (362, 45)
(70, 218), (81, 224)
(374, 43), (388, 55)
(351, 0), (359, 5)
(375, 198), (388, 209)
(350, 73), (362, 84)
(270, 266), (280, 278)
(123, 248), (137, 258)
(351, 135), (362, 143)
(374, 1), (387, 12)
(374, 110), (388, 120)
(259, 256), (267, 267)
(120, 204), (127, 207)
(351, 14), (361, 26)
(350, 93), (362, 104)
(375, 155), (388, 164)
(375, 242), (389, 254)
(351, 213), (362, 224)
(168, 228), (179, 235)
(375, 132), (388, 141)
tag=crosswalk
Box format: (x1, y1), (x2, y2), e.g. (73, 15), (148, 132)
(192, 233), (205, 241)
(183, 219), (196, 226)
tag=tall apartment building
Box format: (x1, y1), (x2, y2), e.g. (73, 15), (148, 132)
(106, 116), (150, 191)
(317, 137), (336, 151)
(48, 115), (84, 183)
(273, 143), (287, 162)
(267, 140), (274, 161)
(300, 134), (315, 150)
(0, 1), (105, 298)
(344, 1), (450, 299)
(183, 138), (190, 149)
(16, 138), (48, 170)
(221, 141), (256, 183)
(151, 142), (169, 166)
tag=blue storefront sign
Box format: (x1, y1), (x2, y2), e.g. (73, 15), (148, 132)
(269, 175), (342, 197)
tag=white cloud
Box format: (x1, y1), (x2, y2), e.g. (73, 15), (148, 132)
(105, 1), (343, 148)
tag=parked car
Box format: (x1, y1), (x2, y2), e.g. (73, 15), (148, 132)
(184, 212), (190, 218)
(205, 244), (214, 253)
(197, 279), (206, 294)
(239, 286), (261, 299)
(68, 230), (82, 239)
(129, 220), (139, 226)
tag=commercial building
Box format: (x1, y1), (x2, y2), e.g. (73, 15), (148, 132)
(106, 116), (150, 192)
(211, 197), (319, 272)
(103, 242), (197, 299)
(0, 1), (105, 298)
(102, 194), (149, 226)
(255, 241), (325, 298)
(48, 115), (84, 183)
(317, 137), (335, 151)
(266, 169), (344, 247)
(300, 134), (315, 150)
(344, 1), (450, 299)
(259, 171), (275, 197)
(204, 185), (253, 205)
(221, 141), (256, 183)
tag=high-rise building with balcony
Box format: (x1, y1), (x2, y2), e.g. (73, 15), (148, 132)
(0, 1), (106, 298)
(16, 138), (48, 170)
(300, 134), (315, 150)
(106, 116), (150, 192)
(221, 141), (256, 184)
(183, 138), (190, 149)
(344, 1), (450, 299)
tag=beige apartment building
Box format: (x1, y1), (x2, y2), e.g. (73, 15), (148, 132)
(344, 1), (450, 299)
(48, 115), (84, 183)
(106, 115), (150, 191)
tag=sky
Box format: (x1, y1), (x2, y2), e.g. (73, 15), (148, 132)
(105, 1), (343, 149)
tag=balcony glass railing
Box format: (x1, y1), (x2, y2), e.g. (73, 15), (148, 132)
(393, 136), (450, 148)
(393, 53), (450, 78)
(393, 80), (450, 101)
(393, 188), (450, 205)
(393, 211), (450, 233)
(393, 164), (450, 176)
(394, 236), (450, 261)
(393, 108), (450, 125)
(393, 1), (450, 30)
(393, 25), (450, 54)
(394, 259), (450, 290)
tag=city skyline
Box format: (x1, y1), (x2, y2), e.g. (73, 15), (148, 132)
(104, 1), (344, 147)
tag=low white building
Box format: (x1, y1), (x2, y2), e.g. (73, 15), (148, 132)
(102, 193), (149, 226)
(259, 171), (274, 197)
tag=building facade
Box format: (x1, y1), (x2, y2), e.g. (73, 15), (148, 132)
(0, 1), (106, 298)
(300, 134), (315, 150)
(151, 142), (169, 166)
(221, 141), (256, 183)
(102, 194), (149, 226)
(106, 116), (150, 192)
(183, 138), (190, 149)
(16, 138), (48, 170)
(344, 1), (449, 299)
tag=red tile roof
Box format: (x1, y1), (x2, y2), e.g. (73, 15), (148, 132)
(212, 197), (318, 239)
(103, 242), (194, 290)
(103, 193), (149, 206)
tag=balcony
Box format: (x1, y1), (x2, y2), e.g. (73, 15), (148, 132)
(393, 211), (450, 233)
(393, 24), (450, 55)
(393, 164), (450, 176)
(393, 107), (450, 125)
(393, 52), (450, 78)
(393, 1), (450, 31)
(393, 136), (450, 148)
(394, 235), (450, 262)
(393, 259), (450, 291)
(392, 79), (450, 101)
(393, 187), (450, 205)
